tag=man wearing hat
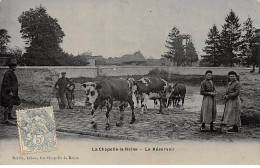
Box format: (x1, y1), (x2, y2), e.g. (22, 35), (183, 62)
(0, 58), (20, 125)
(55, 72), (75, 109)
(250, 29), (260, 73)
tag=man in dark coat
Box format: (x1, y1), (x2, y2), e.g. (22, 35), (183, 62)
(55, 72), (75, 109)
(250, 29), (260, 73)
(1, 58), (20, 125)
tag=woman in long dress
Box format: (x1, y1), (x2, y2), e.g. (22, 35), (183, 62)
(200, 70), (217, 132)
(223, 71), (242, 133)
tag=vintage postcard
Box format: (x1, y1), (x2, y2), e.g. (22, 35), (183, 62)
(0, 0), (260, 165)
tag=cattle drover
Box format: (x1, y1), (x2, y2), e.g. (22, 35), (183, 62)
(128, 77), (168, 114)
(82, 78), (136, 130)
(0, 58), (21, 125)
(55, 72), (75, 109)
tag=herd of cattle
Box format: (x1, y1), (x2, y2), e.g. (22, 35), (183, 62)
(81, 77), (186, 130)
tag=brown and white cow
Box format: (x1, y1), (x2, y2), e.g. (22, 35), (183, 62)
(128, 77), (169, 114)
(82, 78), (135, 130)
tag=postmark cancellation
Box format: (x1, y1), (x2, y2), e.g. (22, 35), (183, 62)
(16, 106), (57, 154)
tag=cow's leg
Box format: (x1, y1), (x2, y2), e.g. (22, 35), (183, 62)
(182, 96), (185, 106)
(145, 104), (148, 111)
(154, 100), (157, 109)
(140, 95), (144, 106)
(116, 102), (126, 127)
(155, 99), (161, 109)
(166, 98), (170, 108)
(128, 98), (136, 124)
(167, 98), (172, 108)
(140, 93), (149, 114)
(167, 97), (172, 108)
(172, 97), (176, 107)
(91, 103), (98, 129)
(172, 99), (175, 107)
(136, 94), (140, 108)
(160, 99), (165, 109)
(158, 98), (163, 114)
(176, 96), (180, 107)
(105, 98), (113, 131)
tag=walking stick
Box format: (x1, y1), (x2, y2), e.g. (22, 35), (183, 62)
(219, 99), (227, 134)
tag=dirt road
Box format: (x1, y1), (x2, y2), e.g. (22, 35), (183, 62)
(1, 101), (260, 142)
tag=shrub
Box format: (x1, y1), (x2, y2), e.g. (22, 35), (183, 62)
(148, 68), (169, 80)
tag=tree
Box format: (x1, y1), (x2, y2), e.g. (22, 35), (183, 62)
(239, 17), (255, 67)
(0, 29), (11, 54)
(220, 10), (242, 66)
(162, 27), (185, 66)
(202, 24), (222, 66)
(58, 52), (90, 66)
(8, 47), (24, 65)
(186, 41), (198, 66)
(18, 5), (65, 65)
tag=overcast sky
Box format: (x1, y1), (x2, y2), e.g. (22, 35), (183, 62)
(0, 0), (260, 58)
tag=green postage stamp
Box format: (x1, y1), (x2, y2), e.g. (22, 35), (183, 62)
(16, 106), (57, 154)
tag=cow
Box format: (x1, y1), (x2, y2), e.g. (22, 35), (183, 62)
(128, 77), (168, 114)
(82, 78), (135, 131)
(166, 83), (186, 107)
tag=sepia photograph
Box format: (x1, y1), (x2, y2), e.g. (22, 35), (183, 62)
(0, 0), (260, 165)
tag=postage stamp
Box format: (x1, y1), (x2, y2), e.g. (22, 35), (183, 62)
(16, 106), (57, 154)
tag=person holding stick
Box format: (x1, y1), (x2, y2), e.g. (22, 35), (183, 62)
(200, 70), (217, 132)
(55, 72), (75, 109)
(0, 58), (20, 125)
(223, 71), (242, 133)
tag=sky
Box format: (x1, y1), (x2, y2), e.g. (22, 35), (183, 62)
(0, 0), (260, 59)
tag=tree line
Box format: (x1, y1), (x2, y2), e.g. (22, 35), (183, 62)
(202, 10), (256, 67)
(162, 10), (257, 67)
(0, 5), (89, 66)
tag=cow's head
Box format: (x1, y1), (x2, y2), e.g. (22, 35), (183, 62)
(164, 83), (176, 98)
(81, 82), (101, 106)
